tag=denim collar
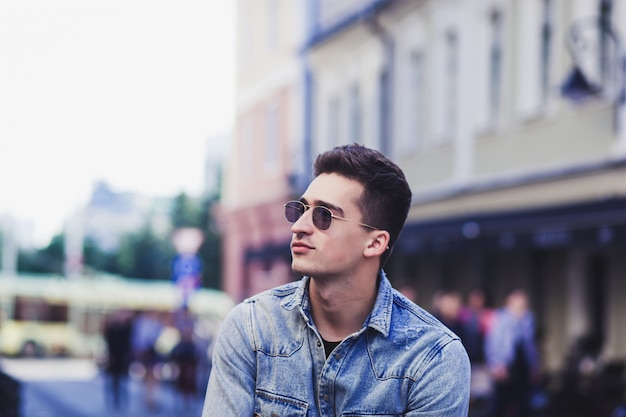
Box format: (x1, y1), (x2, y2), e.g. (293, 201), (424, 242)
(281, 271), (393, 337)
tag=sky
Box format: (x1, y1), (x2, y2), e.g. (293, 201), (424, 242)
(0, 0), (235, 246)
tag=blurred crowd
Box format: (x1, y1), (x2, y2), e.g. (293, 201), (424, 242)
(100, 285), (625, 417)
(402, 286), (544, 417)
(102, 287), (541, 416)
(101, 305), (214, 413)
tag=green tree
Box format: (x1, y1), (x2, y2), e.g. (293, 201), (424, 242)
(171, 192), (203, 229)
(198, 194), (222, 289)
(17, 234), (64, 274)
(80, 191), (222, 286)
(168, 191), (223, 289)
(83, 236), (119, 274)
(116, 224), (175, 280)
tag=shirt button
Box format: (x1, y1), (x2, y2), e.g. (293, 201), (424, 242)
(323, 394), (329, 401)
(334, 353), (341, 360)
(317, 341), (322, 347)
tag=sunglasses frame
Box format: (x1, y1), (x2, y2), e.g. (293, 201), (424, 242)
(284, 200), (378, 231)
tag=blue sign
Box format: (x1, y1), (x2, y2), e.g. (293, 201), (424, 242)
(172, 254), (203, 297)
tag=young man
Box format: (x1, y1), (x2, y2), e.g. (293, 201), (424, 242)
(202, 144), (471, 416)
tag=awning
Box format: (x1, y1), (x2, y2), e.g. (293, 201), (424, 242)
(396, 197), (626, 255)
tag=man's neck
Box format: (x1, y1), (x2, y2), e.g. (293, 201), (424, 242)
(308, 272), (379, 342)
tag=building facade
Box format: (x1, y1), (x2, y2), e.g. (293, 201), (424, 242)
(304, 0), (626, 374)
(222, 0), (626, 376)
(219, 0), (307, 301)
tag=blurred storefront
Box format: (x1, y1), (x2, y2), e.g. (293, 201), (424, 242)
(218, 1), (308, 301)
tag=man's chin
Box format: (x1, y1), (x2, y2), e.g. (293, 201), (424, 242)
(291, 261), (310, 277)
(291, 265), (306, 276)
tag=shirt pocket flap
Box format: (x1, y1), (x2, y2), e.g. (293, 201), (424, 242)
(254, 389), (308, 416)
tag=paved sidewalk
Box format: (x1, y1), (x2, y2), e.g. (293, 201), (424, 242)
(1, 358), (206, 417)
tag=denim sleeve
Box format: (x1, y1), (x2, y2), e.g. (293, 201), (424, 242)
(202, 302), (256, 416)
(406, 338), (471, 416)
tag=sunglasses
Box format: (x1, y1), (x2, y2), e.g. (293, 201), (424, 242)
(284, 200), (378, 231)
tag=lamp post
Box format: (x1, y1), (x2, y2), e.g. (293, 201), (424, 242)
(171, 227), (204, 307)
(561, 4), (626, 153)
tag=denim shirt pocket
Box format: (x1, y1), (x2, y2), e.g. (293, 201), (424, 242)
(254, 389), (309, 416)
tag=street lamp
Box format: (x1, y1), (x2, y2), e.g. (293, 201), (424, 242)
(561, 6), (626, 140)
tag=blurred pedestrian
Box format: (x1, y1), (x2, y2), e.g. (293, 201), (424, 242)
(485, 288), (541, 417)
(193, 318), (215, 399)
(459, 287), (495, 413)
(395, 280), (418, 303)
(173, 305), (195, 339)
(0, 369), (20, 417)
(434, 290), (464, 337)
(170, 324), (199, 410)
(460, 287), (494, 363)
(103, 309), (133, 410)
(131, 310), (164, 411)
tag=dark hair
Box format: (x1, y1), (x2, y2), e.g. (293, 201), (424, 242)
(313, 143), (412, 267)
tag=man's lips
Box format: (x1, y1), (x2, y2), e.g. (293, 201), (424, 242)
(291, 242), (314, 253)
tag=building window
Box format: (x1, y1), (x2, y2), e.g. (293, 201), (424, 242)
(241, 0), (255, 68)
(599, 0), (619, 95)
(409, 51), (425, 150)
(328, 96), (341, 149)
(364, 87), (379, 151)
(349, 84), (361, 143)
(241, 117), (254, 178)
(488, 9), (503, 126)
(540, 0), (554, 108)
(267, 0), (279, 52)
(444, 30), (459, 141)
(516, 0), (555, 119)
(265, 102), (279, 171)
(379, 68), (390, 151)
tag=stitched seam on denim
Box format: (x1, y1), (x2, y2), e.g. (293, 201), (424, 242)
(367, 272), (393, 336)
(256, 323), (305, 357)
(413, 337), (459, 381)
(255, 388), (309, 409)
(245, 300), (260, 352)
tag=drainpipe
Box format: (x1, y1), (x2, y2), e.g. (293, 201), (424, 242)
(367, 13), (394, 157)
(298, 0), (317, 190)
(303, 63), (314, 186)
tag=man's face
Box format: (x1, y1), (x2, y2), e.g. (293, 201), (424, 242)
(289, 173), (373, 279)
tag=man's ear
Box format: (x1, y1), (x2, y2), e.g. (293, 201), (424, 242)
(364, 230), (391, 258)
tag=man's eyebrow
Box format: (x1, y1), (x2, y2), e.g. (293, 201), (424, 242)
(320, 200), (344, 215)
(301, 198), (345, 216)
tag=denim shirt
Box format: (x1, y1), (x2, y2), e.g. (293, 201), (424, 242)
(202, 272), (470, 416)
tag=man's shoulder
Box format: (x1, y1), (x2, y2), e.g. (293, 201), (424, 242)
(237, 280), (305, 318)
(390, 291), (460, 341)
(244, 279), (302, 304)
(369, 291), (470, 380)
(221, 280), (304, 329)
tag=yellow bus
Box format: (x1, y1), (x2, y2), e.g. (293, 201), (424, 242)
(0, 273), (234, 359)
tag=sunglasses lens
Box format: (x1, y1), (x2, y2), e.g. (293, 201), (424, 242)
(285, 201), (304, 223)
(312, 207), (332, 230)
(284, 201), (333, 230)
